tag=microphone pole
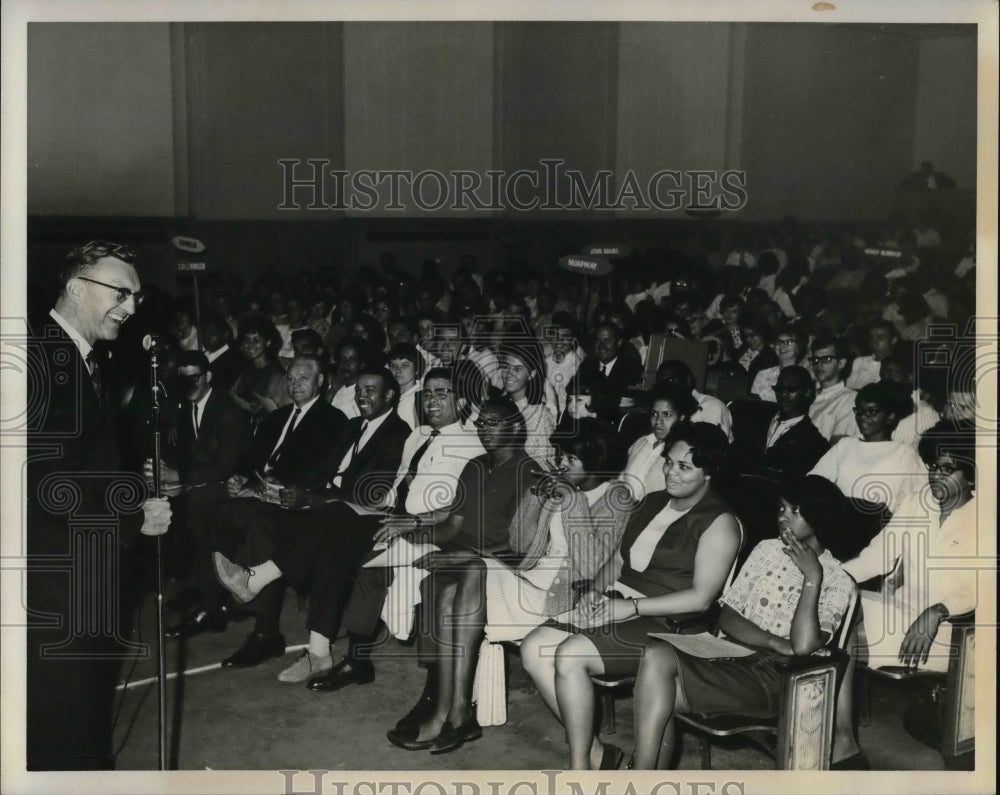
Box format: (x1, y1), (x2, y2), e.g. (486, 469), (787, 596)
(143, 334), (168, 770)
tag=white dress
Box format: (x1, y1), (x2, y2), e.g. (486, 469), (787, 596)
(483, 482), (609, 642)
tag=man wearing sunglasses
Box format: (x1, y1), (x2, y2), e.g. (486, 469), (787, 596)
(152, 351), (250, 614)
(27, 240), (171, 770)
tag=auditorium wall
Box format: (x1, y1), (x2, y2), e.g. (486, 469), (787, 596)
(26, 21), (978, 258)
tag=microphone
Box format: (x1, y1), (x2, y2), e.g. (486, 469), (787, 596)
(142, 333), (163, 352)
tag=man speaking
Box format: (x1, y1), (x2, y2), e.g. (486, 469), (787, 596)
(26, 240), (172, 770)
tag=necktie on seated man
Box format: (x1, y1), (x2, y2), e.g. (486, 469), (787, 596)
(331, 420), (368, 488)
(267, 407), (301, 469)
(392, 429), (440, 513)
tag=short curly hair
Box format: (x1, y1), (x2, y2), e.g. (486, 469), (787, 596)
(659, 421), (731, 479)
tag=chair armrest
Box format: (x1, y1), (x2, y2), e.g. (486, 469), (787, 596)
(660, 604), (721, 634)
(775, 649), (849, 676)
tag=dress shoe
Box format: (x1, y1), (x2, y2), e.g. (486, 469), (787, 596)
(386, 724), (441, 751)
(394, 693), (436, 730)
(213, 552), (257, 604)
(221, 631), (286, 668)
(427, 717), (483, 755)
(164, 609), (228, 639)
(306, 657), (374, 692)
(278, 650), (333, 684)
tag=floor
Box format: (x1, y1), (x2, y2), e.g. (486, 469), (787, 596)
(110, 590), (965, 774)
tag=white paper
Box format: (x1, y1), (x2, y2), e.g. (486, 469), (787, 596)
(647, 631), (756, 658)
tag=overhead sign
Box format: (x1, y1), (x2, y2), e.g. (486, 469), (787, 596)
(582, 243), (631, 259)
(172, 235), (206, 254)
(558, 254), (613, 276)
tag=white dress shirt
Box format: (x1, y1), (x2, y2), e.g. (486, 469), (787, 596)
(49, 308), (93, 365)
(843, 495), (978, 671)
(386, 421), (485, 515)
(620, 433), (666, 501)
(330, 382), (361, 419)
(809, 381), (859, 440)
(192, 388), (214, 436)
(331, 409), (392, 488)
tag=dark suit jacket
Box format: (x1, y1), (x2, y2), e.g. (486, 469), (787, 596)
(241, 398), (347, 487)
(315, 410), (411, 507)
(27, 322), (145, 558)
(572, 350), (644, 422)
(732, 403), (829, 484)
(25, 319), (147, 769)
(173, 388), (250, 484)
(206, 346), (241, 392)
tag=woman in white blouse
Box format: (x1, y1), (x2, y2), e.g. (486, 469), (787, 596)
(750, 323), (807, 402)
(387, 341), (424, 429)
(620, 383), (699, 501)
(500, 340), (556, 466)
(808, 382), (927, 558)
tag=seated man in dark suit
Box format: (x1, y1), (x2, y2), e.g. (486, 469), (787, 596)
(156, 350), (250, 596)
(167, 355), (346, 653)
(200, 312), (241, 392)
(211, 365), (487, 679)
(729, 365), (830, 552)
(307, 394), (536, 699)
(566, 321), (644, 424)
(239, 366), (413, 680)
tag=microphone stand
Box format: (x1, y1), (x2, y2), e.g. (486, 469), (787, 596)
(148, 342), (168, 770)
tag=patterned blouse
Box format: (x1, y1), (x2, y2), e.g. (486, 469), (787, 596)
(720, 538), (856, 640)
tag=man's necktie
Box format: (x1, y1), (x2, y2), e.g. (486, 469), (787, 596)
(332, 421), (368, 487)
(85, 351), (102, 402)
(599, 363), (607, 377)
(192, 404), (200, 439)
(393, 429), (439, 513)
(267, 407), (301, 469)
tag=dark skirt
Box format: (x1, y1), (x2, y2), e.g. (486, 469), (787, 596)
(673, 646), (783, 718)
(546, 615), (678, 678)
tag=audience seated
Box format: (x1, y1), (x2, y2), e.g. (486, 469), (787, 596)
(386, 342), (424, 429)
(831, 420), (977, 769)
(212, 364), (487, 678)
(807, 333), (860, 442)
(750, 322), (807, 402)
(654, 360), (733, 441)
(155, 351), (250, 591)
(568, 321), (644, 424)
(199, 313), (241, 392)
(808, 382), (928, 559)
(92, 205), (979, 773)
(619, 383), (699, 502)
(879, 342), (942, 447)
(498, 340), (555, 465)
(229, 314), (291, 422)
(629, 476), (857, 770)
(521, 422), (741, 770)
(845, 320), (898, 390)
(167, 355), (346, 657)
(732, 366), (830, 484)
(386, 418), (631, 754)
(540, 311), (582, 422)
